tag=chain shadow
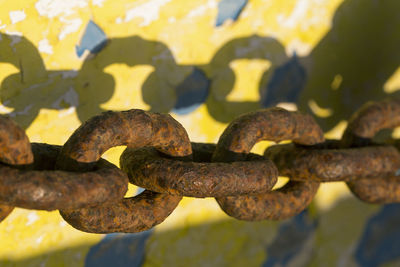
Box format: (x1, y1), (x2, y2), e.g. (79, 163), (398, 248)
(2, 196), (400, 267)
(298, 0), (400, 131)
(2, 0), (400, 132)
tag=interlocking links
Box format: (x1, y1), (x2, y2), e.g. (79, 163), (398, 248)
(58, 109), (191, 233)
(120, 143), (278, 197)
(212, 107), (324, 220)
(341, 98), (400, 203)
(0, 115), (34, 222)
(342, 98), (400, 147)
(0, 143), (127, 210)
(264, 141), (400, 182)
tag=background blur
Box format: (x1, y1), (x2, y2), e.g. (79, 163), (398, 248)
(1, 0), (400, 266)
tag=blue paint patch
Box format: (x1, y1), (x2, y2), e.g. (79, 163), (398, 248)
(76, 20), (107, 57)
(172, 68), (210, 115)
(355, 204), (400, 267)
(263, 210), (317, 267)
(260, 54), (306, 107)
(215, 0), (248, 27)
(85, 231), (152, 267)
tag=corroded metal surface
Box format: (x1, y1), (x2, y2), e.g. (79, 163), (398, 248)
(58, 109), (191, 233)
(0, 115), (34, 222)
(265, 141), (400, 182)
(0, 204), (13, 222)
(341, 98), (400, 203)
(342, 98), (400, 147)
(0, 115), (33, 165)
(60, 191), (181, 233)
(0, 143), (128, 210)
(212, 107), (324, 162)
(213, 108), (325, 221)
(56, 109), (192, 170)
(216, 181), (319, 221)
(2, 99), (400, 232)
(120, 143), (278, 198)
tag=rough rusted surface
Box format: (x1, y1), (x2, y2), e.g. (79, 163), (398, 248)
(0, 115), (33, 165)
(0, 116), (33, 222)
(120, 143), (278, 197)
(57, 109), (192, 170)
(58, 109), (190, 233)
(347, 177), (400, 204)
(265, 142), (400, 182)
(0, 204), (13, 222)
(342, 98), (400, 147)
(212, 108), (324, 162)
(217, 181), (319, 220)
(342, 98), (400, 203)
(60, 191), (181, 233)
(213, 108), (324, 220)
(0, 143), (128, 210)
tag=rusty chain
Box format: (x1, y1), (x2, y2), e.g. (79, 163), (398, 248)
(1, 98), (400, 233)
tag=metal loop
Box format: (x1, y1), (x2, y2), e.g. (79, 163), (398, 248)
(59, 109), (192, 233)
(0, 143), (128, 210)
(120, 143), (278, 198)
(0, 115), (34, 222)
(265, 141), (400, 182)
(341, 98), (400, 203)
(213, 108), (324, 221)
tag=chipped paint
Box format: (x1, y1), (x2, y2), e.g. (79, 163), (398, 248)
(38, 38), (53, 54)
(123, 0), (171, 26)
(9, 10), (26, 24)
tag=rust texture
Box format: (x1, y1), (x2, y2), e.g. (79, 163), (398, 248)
(0, 115), (34, 222)
(0, 143), (128, 210)
(212, 107), (324, 162)
(60, 191), (181, 233)
(341, 98), (400, 203)
(0, 115), (33, 165)
(59, 109), (191, 233)
(216, 181), (319, 221)
(265, 141), (400, 182)
(342, 98), (400, 147)
(120, 143), (278, 198)
(57, 109), (192, 170)
(213, 108), (325, 221)
(0, 204), (13, 222)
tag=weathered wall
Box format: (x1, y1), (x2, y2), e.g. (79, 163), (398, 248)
(1, 0), (400, 266)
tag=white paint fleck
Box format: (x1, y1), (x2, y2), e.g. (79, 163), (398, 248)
(168, 17), (176, 23)
(36, 235), (44, 244)
(185, 0), (217, 19)
(92, 0), (105, 7)
(59, 220), (68, 227)
(58, 106), (76, 118)
(58, 17), (82, 40)
(286, 38), (312, 56)
(115, 17), (123, 24)
(26, 211), (39, 226)
(277, 0), (309, 28)
(0, 103), (14, 114)
(38, 38), (53, 54)
(9, 10), (26, 24)
(0, 20), (6, 30)
(35, 0), (88, 18)
(124, 0), (171, 26)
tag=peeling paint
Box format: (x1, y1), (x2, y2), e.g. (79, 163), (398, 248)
(9, 10), (26, 24)
(38, 38), (53, 54)
(123, 0), (171, 26)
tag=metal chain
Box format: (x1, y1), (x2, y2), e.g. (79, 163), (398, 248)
(1, 98), (400, 233)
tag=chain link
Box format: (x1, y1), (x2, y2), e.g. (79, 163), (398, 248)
(0, 98), (400, 233)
